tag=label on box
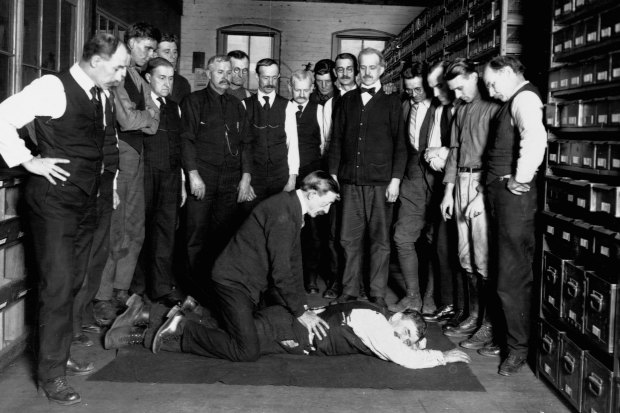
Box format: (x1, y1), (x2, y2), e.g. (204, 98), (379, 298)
(547, 225), (555, 235)
(576, 0), (585, 5)
(597, 70), (608, 81)
(575, 36), (584, 46)
(568, 194), (574, 202)
(580, 237), (588, 248)
(561, 155), (569, 163)
(577, 198), (586, 208)
(587, 31), (597, 42)
(544, 364), (551, 375)
(598, 114), (608, 123)
(612, 114), (620, 123)
(563, 3), (571, 12)
(569, 310), (576, 320)
(613, 158), (620, 168)
(597, 158), (607, 168)
(592, 325), (600, 338)
(565, 385), (573, 397)
(0, 238), (7, 245)
(571, 76), (580, 85)
(551, 80), (558, 88)
(563, 231), (571, 241)
(583, 157), (592, 166)
(616, 23), (620, 33)
(583, 73), (593, 82)
(614, 68), (620, 78)
(568, 116), (577, 124)
(572, 156), (580, 164)
(601, 202), (610, 213)
(548, 296), (555, 305)
(555, 7), (562, 16)
(601, 245), (609, 257)
(560, 79), (569, 87)
(550, 154), (557, 162)
(564, 40), (573, 49)
(601, 27), (611, 38)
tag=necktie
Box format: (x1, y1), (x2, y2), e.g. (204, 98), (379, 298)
(263, 95), (270, 110)
(296, 104), (303, 120)
(408, 102), (419, 149)
(361, 87), (375, 96)
(90, 86), (103, 129)
(157, 96), (166, 107)
(439, 103), (452, 147)
(104, 90), (115, 128)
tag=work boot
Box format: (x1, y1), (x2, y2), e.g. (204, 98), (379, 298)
(499, 352), (528, 376)
(104, 325), (146, 350)
(443, 273), (480, 337)
(442, 308), (467, 327)
(388, 292), (422, 313)
(110, 294), (149, 330)
(459, 322), (493, 349)
(38, 376), (81, 405)
(478, 342), (501, 357)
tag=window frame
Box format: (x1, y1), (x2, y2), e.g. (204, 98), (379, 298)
(331, 28), (393, 60)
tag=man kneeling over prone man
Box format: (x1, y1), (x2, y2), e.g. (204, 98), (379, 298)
(105, 294), (471, 369)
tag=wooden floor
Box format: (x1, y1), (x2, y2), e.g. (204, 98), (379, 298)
(0, 286), (574, 413)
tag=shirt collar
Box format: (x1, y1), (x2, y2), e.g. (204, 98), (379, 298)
(360, 80), (381, 93)
(294, 100), (309, 111)
(411, 98), (431, 108)
(338, 83), (358, 95)
(258, 89), (276, 102)
(508, 80), (530, 100)
(70, 63), (97, 97)
(151, 91), (164, 107)
(295, 189), (309, 217)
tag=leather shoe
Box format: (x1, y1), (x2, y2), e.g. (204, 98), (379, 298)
(155, 289), (185, 308)
(110, 293), (148, 330)
(499, 352), (528, 376)
(153, 313), (185, 354)
(423, 304), (455, 322)
(370, 296), (387, 310)
(460, 323), (493, 349)
(306, 285), (319, 295)
(442, 308), (467, 328)
(180, 295), (199, 314)
(358, 288), (369, 301)
(330, 294), (357, 305)
(323, 283), (341, 300)
(71, 333), (93, 347)
(66, 358), (95, 376)
(104, 325), (146, 349)
(388, 294), (422, 313)
(443, 315), (479, 337)
(478, 343), (501, 357)
(39, 376), (81, 405)
(93, 300), (116, 326)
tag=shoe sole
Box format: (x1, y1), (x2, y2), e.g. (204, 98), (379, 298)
(460, 341), (492, 350)
(443, 330), (476, 338)
(110, 294), (143, 331)
(66, 368), (95, 376)
(152, 314), (180, 354)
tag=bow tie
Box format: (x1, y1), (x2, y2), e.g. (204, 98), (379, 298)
(361, 87), (376, 96)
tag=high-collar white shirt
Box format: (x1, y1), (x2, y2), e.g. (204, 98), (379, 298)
(360, 80), (381, 106)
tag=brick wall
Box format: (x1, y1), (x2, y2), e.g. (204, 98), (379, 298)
(180, 0), (423, 95)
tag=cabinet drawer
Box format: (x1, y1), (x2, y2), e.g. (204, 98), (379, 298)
(559, 335), (585, 411)
(584, 271), (618, 353)
(537, 319), (563, 387)
(583, 353), (616, 413)
(562, 262), (587, 333)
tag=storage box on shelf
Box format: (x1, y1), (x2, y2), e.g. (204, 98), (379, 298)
(0, 169), (30, 371)
(539, 3), (620, 412)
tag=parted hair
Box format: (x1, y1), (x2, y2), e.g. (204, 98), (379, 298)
(335, 52), (359, 76)
(228, 50), (250, 61)
(444, 58), (477, 81)
(82, 33), (123, 61)
(358, 47), (386, 67)
(487, 55), (526, 75)
(301, 170), (340, 196)
(289, 69), (314, 87)
(145, 57), (174, 75)
(255, 58), (279, 75)
(207, 55), (231, 71)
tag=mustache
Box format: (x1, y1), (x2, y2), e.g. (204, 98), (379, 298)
(340, 75), (352, 80)
(219, 80), (229, 85)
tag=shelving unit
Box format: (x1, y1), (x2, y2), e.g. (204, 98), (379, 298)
(0, 169), (30, 372)
(537, 1), (620, 412)
(381, 0), (526, 89)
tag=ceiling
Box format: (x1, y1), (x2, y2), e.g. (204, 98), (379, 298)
(267, 0), (439, 6)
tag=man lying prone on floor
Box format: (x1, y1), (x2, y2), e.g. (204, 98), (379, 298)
(105, 295), (470, 369)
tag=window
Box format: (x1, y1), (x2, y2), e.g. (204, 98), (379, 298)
(96, 10), (127, 43)
(217, 24), (281, 91)
(22, 0), (80, 88)
(0, 0), (15, 101)
(332, 29), (393, 60)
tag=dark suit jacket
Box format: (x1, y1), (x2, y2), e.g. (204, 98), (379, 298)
(328, 88), (406, 186)
(211, 191), (306, 317)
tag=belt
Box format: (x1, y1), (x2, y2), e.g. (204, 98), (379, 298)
(457, 167), (482, 173)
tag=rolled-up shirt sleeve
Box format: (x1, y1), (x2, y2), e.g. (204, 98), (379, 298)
(347, 309), (446, 369)
(512, 90), (547, 183)
(0, 75), (66, 167)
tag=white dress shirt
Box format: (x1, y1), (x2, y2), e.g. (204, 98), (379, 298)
(290, 100), (326, 155)
(0, 63), (110, 167)
(509, 81), (547, 183)
(246, 90), (300, 176)
(360, 80), (381, 106)
(409, 98), (432, 150)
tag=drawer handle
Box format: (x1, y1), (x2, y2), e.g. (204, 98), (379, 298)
(561, 353), (575, 374)
(589, 291), (604, 312)
(566, 279), (580, 298)
(587, 373), (604, 397)
(545, 267), (558, 284)
(541, 335), (554, 354)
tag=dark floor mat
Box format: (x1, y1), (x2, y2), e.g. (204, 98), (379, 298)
(89, 324), (485, 391)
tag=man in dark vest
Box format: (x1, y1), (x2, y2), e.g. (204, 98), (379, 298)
(0, 33), (130, 405)
(105, 294), (470, 369)
(109, 172), (339, 362)
(227, 50), (252, 101)
(136, 57), (186, 303)
(181, 55), (253, 284)
(288, 69), (329, 294)
(309, 58), (339, 106)
(95, 22), (162, 316)
(477, 56), (546, 375)
(242, 58), (299, 211)
(328, 48), (407, 309)
(155, 33), (192, 105)
(391, 62), (436, 314)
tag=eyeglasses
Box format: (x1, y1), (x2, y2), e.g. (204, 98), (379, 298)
(405, 87), (425, 94)
(335, 67), (354, 74)
(233, 68), (249, 75)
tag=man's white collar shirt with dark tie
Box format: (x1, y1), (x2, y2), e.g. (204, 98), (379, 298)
(360, 81), (381, 106)
(257, 89), (276, 109)
(409, 98), (431, 150)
